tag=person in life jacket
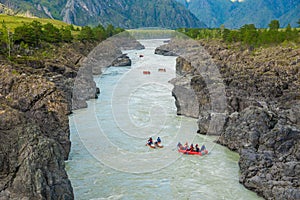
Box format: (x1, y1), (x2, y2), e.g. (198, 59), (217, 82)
(156, 137), (161, 143)
(188, 144), (194, 151)
(147, 137), (153, 145)
(201, 144), (206, 151)
(195, 144), (200, 152)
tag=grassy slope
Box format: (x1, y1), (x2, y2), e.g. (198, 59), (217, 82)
(0, 14), (80, 31)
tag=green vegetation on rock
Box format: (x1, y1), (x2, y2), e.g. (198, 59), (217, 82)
(178, 19), (300, 48)
(0, 14), (124, 58)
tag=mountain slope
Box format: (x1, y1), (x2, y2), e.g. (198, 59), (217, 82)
(177, 0), (234, 28)
(61, 0), (206, 28)
(177, 0), (300, 28)
(0, 0), (68, 19)
(0, 0), (206, 28)
(279, 4), (300, 27)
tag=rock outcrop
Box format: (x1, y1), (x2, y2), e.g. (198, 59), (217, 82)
(159, 37), (227, 135)
(85, 32), (144, 75)
(0, 64), (74, 199)
(209, 42), (300, 200)
(72, 32), (144, 109)
(0, 35), (144, 199)
(111, 54), (131, 67)
(0, 41), (99, 199)
(157, 38), (300, 199)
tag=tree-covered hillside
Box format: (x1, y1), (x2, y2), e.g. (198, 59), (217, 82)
(178, 19), (299, 48)
(0, 14), (124, 58)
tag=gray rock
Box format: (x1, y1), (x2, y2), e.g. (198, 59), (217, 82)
(0, 65), (73, 199)
(111, 54), (131, 66)
(170, 76), (199, 118)
(169, 39), (300, 199)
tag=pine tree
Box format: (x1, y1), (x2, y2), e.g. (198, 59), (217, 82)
(60, 26), (73, 42)
(14, 22), (42, 46)
(240, 24), (258, 46)
(93, 24), (107, 41)
(106, 24), (115, 37)
(1, 21), (12, 57)
(78, 26), (95, 41)
(268, 20), (280, 30)
(42, 23), (62, 43)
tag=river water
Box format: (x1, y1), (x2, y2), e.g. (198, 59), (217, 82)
(67, 39), (262, 199)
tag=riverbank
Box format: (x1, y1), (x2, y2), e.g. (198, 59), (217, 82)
(0, 41), (98, 199)
(156, 38), (300, 199)
(0, 34), (143, 199)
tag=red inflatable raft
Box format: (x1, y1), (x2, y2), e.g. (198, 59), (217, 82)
(178, 149), (208, 155)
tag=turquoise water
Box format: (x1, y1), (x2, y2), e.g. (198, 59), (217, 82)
(66, 39), (262, 200)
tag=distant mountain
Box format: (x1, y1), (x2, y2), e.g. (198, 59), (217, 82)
(0, 0), (206, 29)
(176, 0), (234, 28)
(176, 0), (300, 28)
(0, 0), (68, 19)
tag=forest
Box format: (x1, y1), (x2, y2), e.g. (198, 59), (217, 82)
(1, 18), (299, 59)
(0, 19), (124, 58)
(178, 19), (300, 48)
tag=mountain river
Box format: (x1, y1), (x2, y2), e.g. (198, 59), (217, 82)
(66, 39), (262, 200)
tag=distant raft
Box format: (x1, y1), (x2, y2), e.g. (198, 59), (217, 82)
(158, 68), (166, 72)
(143, 71), (151, 75)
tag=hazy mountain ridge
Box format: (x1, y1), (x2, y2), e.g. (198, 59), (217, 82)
(177, 0), (300, 28)
(0, 0), (206, 28)
(61, 0), (206, 28)
(0, 0), (68, 19)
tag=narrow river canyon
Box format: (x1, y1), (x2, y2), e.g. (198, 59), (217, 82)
(66, 39), (262, 200)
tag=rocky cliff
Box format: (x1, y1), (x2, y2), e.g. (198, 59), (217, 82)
(0, 41), (98, 199)
(0, 65), (74, 199)
(0, 34), (144, 199)
(206, 42), (300, 200)
(157, 38), (300, 199)
(72, 33), (144, 109)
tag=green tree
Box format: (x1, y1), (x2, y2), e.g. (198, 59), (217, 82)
(268, 20), (280, 30)
(60, 26), (73, 42)
(14, 21), (43, 46)
(114, 27), (125, 35)
(286, 23), (292, 32)
(240, 24), (258, 46)
(106, 24), (115, 37)
(14, 21), (43, 47)
(42, 23), (62, 43)
(222, 28), (231, 42)
(93, 24), (107, 41)
(69, 24), (75, 31)
(30, 21), (43, 46)
(285, 23), (292, 41)
(1, 21), (13, 57)
(78, 26), (95, 41)
(297, 19), (300, 28)
(267, 20), (282, 44)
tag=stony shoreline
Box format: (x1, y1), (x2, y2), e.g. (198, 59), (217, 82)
(157, 38), (300, 199)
